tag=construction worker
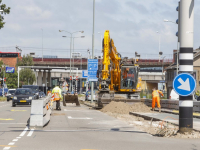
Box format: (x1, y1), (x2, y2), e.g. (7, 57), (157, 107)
(152, 88), (164, 113)
(52, 86), (62, 110)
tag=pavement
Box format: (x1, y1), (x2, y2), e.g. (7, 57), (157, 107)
(130, 111), (200, 131)
(1, 101), (200, 150)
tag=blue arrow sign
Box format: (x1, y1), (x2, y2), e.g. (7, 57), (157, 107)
(173, 73), (196, 96)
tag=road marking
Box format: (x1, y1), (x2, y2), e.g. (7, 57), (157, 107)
(8, 143), (14, 146)
(3, 147), (10, 150)
(11, 109), (25, 111)
(19, 127), (28, 136)
(16, 137), (21, 139)
(0, 118), (14, 121)
(0, 123), (26, 124)
(27, 129), (34, 137)
(12, 139), (18, 142)
(68, 116), (92, 120)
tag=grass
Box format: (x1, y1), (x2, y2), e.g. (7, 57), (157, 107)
(0, 97), (7, 101)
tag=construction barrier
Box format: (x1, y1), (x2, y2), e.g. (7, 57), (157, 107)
(29, 96), (52, 129)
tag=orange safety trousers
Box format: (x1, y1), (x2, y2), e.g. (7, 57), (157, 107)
(152, 96), (161, 108)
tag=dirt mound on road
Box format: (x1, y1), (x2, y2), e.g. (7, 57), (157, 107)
(101, 101), (151, 114)
(130, 102), (151, 113)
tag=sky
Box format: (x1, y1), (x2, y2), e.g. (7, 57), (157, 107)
(0, 0), (200, 59)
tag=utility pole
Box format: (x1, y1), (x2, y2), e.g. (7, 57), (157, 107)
(179, 0), (194, 133)
(91, 0), (95, 103)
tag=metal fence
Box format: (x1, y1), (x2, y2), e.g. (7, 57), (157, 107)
(140, 90), (167, 99)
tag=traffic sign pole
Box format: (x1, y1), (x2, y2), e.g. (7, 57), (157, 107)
(179, 0), (194, 133)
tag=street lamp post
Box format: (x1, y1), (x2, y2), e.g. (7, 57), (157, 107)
(162, 56), (166, 91)
(86, 49), (90, 92)
(156, 31), (161, 62)
(59, 30), (84, 92)
(164, 19), (179, 76)
(41, 28), (43, 62)
(91, 0), (95, 103)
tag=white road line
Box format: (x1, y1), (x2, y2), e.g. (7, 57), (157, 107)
(27, 129), (34, 137)
(12, 139), (18, 142)
(19, 127), (28, 136)
(8, 143), (15, 145)
(67, 116), (92, 120)
(0, 123), (26, 125)
(16, 137), (21, 139)
(3, 147), (10, 150)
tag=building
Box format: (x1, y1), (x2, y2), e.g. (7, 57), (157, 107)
(166, 48), (200, 98)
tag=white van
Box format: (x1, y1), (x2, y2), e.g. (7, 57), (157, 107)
(169, 89), (196, 100)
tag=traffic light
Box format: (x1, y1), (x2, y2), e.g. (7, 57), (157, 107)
(176, 1), (180, 42)
(4, 77), (6, 82)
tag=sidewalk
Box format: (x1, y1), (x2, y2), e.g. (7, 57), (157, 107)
(130, 112), (200, 131)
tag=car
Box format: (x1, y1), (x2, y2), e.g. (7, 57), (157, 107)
(39, 91), (46, 98)
(170, 89), (196, 100)
(22, 85), (39, 99)
(12, 88), (36, 107)
(85, 90), (98, 101)
(6, 89), (16, 101)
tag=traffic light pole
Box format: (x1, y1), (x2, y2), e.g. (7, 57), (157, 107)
(179, 0), (194, 133)
(3, 70), (5, 97)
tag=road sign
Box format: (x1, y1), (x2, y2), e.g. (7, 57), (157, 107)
(82, 70), (88, 78)
(173, 73), (196, 96)
(6, 67), (15, 73)
(88, 59), (98, 81)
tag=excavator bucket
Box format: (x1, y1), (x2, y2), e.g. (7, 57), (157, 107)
(63, 94), (80, 106)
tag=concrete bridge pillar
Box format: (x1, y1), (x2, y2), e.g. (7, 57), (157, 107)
(37, 70), (42, 86)
(42, 71), (47, 86)
(47, 71), (51, 88)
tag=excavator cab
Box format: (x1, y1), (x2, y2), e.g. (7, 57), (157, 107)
(121, 66), (139, 90)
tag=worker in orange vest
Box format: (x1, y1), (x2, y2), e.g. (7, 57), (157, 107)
(152, 88), (164, 113)
(52, 86), (62, 110)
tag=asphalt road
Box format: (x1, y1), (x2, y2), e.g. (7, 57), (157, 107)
(1, 101), (200, 150)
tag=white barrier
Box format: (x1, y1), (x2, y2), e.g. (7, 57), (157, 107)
(29, 96), (52, 129)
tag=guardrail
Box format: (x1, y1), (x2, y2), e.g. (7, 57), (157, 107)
(29, 96), (52, 129)
(144, 99), (200, 112)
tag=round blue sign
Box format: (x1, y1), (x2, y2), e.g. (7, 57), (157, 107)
(173, 73), (196, 96)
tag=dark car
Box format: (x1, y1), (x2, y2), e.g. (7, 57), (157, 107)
(22, 85), (39, 99)
(6, 89), (16, 101)
(12, 88), (36, 107)
(39, 91), (46, 98)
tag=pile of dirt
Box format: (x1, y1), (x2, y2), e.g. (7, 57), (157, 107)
(101, 101), (151, 114)
(101, 101), (131, 114)
(130, 102), (151, 112)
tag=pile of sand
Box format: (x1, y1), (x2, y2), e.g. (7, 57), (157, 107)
(101, 101), (151, 114)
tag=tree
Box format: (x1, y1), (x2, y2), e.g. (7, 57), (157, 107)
(6, 72), (18, 88)
(19, 69), (36, 86)
(0, 0), (11, 29)
(17, 54), (34, 66)
(17, 54), (36, 86)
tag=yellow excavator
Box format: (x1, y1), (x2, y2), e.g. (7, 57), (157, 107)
(97, 30), (141, 107)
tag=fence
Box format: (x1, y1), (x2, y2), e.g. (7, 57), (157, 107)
(140, 90), (167, 99)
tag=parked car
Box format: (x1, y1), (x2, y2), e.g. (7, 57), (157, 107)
(22, 85), (39, 99)
(6, 89), (16, 101)
(85, 90), (98, 101)
(170, 89), (196, 100)
(39, 91), (46, 98)
(12, 88), (36, 107)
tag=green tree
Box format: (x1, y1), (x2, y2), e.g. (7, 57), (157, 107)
(6, 72), (18, 88)
(17, 54), (36, 86)
(0, 0), (11, 29)
(17, 54), (34, 66)
(19, 69), (36, 86)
